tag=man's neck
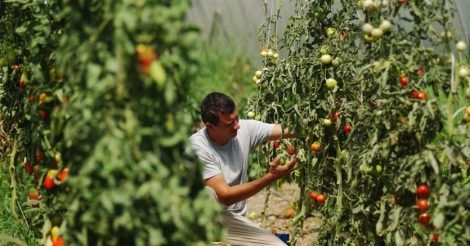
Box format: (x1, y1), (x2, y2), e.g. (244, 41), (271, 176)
(206, 129), (229, 146)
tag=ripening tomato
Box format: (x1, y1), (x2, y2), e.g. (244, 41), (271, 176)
(51, 226), (60, 240)
(310, 142), (322, 153)
(344, 124), (351, 133)
(28, 190), (40, 201)
(418, 213), (431, 226)
(400, 76), (408, 86)
(399, 0), (408, 3)
(316, 194), (327, 203)
(38, 93), (47, 104)
(418, 91), (427, 100)
(416, 185), (429, 198)
(309, 191), (317, 201)
(416, 199), (429, 212)
(287, 145), (296, 155)
(28, 189), (41, 208)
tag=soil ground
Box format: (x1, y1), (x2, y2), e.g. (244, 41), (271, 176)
(246, 183), (321, 246)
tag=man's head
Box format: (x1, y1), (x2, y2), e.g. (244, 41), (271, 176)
(201, 92), (240, 141)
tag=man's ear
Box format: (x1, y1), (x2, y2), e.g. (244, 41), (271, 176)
(206, 122), (215, 130)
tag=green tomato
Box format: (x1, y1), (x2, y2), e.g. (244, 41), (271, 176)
(459, 67), (469, 77)
(320, 54), (332, 64)
(379, 20), (392, 32)
(323, 119), (332, 126)
(362, 23), (374, 34)
(247, 111), (256, 119)
(375, 165), (383, 173)
(332, 58), (341, 68)
(371, 28), (383, 39)
(5, 49), (16, 64)
(326, 27), (336, 38)
(320, 45), (330, 55)
(456, 41), (467, 51)
(325, 78), (337, 89)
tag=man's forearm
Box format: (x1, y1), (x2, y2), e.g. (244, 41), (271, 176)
(220, 173), (278, 206)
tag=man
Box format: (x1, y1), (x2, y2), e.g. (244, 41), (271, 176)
(190, 92), (298, 245)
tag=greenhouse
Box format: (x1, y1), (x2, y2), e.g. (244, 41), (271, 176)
(1, 0), (469, 245)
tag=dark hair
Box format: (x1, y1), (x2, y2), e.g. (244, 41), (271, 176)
(200, 92), (235, 125)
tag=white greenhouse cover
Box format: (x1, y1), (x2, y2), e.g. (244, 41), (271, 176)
(187, 0), (470, 63)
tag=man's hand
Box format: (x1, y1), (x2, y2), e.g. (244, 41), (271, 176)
(268, 155), (298, 179)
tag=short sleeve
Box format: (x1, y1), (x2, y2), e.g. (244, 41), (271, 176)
(189, 138), (221, 180)
(242, 120), (275, 149)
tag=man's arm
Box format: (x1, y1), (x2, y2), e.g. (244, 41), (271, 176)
(205, 156), (298, 206)
(268, 123), (297, 141)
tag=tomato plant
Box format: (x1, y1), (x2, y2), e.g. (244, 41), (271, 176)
(249, 0), (469, 244)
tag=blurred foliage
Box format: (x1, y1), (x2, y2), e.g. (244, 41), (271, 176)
(1, 0), (225, 245)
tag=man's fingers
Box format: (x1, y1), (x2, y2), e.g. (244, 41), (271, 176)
(270, 155), (281, 166)
(287, 156), (298, 167)
(293, 162), (299, 170)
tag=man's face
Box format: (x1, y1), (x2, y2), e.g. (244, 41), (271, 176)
(209, 109), (240, 139)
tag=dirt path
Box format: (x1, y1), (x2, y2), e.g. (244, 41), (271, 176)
(246, 183), (321, 246)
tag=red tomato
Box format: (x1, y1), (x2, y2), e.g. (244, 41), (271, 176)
(418, 213), (431, 226)
(309, 191), (317, 201)
(399, 0), (407, 3)
(25, 159), (33, 174)
(38, 110), (48, 120)
(58, 168), (69, 183)
(416, 185), (429, 198)
(432, 233), (439, 243)
(344, 124), (351, 133)
(287, 145), (296, 155)
(316, 194), (327, 203)
(273, 140), (281, 150)
(44, 175), (55, 190)
(310, 142), (322, 153)
(411, 90), (420, 99)
(417, 67), (425, 76)
(52, 236), (64, 246)
(400, 76), (408, 86)
(28, 94), (35, 102)
(416, 199), (428, 212)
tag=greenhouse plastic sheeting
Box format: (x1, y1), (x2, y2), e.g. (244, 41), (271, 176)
(187, 0), (469, 63)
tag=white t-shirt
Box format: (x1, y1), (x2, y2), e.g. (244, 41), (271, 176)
(189, 120), (275, 216)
